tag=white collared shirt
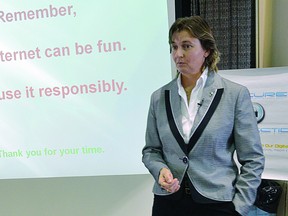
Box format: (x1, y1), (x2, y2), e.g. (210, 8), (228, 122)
(177, 68), (208, 143)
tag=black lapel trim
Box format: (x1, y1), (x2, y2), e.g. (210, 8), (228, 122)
(187, 88), (224, 153)
(165, 88), (224, 155)
(165, 90), (187, 154)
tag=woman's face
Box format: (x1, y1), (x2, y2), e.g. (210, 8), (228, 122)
(171, 30), (209, 77)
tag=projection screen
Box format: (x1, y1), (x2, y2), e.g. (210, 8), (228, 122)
(0, 0), (172, 179)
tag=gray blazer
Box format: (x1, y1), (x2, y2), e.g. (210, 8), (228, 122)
(142, 71), (265, 216)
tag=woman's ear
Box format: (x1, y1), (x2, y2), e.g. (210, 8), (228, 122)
(204, 50), (210, 58)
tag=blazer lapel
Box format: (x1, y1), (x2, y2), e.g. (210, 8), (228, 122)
(191, 72), (224, 135)
(167, 79), (186, 139)
(165, 72), (224, 147)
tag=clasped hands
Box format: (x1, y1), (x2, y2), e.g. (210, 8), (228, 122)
(158, 168), (180, 193)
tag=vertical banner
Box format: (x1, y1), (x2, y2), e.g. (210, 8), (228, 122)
(220, 67), (288, 180)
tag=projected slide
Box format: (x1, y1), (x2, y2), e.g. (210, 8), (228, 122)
(0, 1), (172, 179)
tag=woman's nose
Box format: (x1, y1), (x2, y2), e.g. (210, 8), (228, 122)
(174, 48), (184, 58)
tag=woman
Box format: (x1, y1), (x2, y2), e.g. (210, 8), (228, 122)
(142, 16), (265, 216)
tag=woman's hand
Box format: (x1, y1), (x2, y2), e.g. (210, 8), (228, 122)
(158, 168), (180, 193)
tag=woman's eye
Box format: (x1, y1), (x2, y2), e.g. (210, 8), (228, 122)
(171, 45), (177, 51)
(183, 44), (192, 49)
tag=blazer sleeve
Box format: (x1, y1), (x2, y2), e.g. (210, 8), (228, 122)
(232, 86), (265, 215)
(142, 91), (168, 182)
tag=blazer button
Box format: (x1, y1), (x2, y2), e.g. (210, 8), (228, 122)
(182, 156), (188, 164)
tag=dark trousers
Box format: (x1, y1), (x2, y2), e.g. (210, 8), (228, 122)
(152, 194), (240, 216)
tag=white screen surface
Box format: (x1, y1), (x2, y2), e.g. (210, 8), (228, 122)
(0, 0), (172, 179)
